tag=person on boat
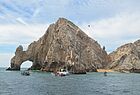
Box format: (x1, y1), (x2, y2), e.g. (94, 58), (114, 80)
(104, 71), (107, 76)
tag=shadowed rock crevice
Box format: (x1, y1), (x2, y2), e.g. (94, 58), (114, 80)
(7, 18), (109, 73)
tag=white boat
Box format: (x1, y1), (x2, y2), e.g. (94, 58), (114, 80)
(54, 69), (69, 76)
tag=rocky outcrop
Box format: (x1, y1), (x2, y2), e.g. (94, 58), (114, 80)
(108, 40), (140, 73)
(7, 18), (109, 73)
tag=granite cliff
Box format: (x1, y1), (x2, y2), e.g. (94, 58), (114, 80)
(7, 18), (109, 73)
(108, 40), (140, 72)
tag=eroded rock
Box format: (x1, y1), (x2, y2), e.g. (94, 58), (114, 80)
(108, 40), (140, 72)
(7, 18), (109, 73)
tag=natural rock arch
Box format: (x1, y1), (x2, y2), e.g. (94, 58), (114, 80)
(7, 45), (42, 70)
(7, 45), (32, 70)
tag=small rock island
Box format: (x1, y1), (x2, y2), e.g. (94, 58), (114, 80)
(109, 40), (140, 73)
(7, 18), (140, 73)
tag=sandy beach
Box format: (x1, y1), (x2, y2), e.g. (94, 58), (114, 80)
(97, 69), (114, 72)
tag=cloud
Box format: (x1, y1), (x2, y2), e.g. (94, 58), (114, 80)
(0, 0), (40, 23)
(16, 17), (28, 25)
(0, 24), (49, 46)
(1, 0), (140, 24)
(32, 8), (40, 17)
(80, 12), (140, 52)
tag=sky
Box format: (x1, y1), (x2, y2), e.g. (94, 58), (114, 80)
(0, 0), (140, 67)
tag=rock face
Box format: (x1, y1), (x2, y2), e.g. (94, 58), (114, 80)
(7, 18), (109, 73)
(108, 40), (140, 72)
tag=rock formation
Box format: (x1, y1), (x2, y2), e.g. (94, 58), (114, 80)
(108, 40), (140, 73)
(7, 18), (109, 73)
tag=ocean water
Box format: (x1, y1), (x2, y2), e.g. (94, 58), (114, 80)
(0, 68), (140, 95)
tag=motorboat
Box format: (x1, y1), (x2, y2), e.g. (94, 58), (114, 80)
(54, 69), (69, 76)
(21, 70), (30, 76)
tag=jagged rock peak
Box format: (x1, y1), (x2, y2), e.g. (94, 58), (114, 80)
(56, 18), (70, 25)
(56, 18), (77, 27)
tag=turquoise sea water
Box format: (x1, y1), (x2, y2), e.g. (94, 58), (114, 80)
(0, 68), (140, 95)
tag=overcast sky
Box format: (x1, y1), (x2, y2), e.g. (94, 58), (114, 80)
(0, 0), (140, 67)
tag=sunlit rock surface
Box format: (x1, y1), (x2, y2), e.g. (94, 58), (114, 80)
(7, 18), (109, 73)
(108, 40), (140, 73)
